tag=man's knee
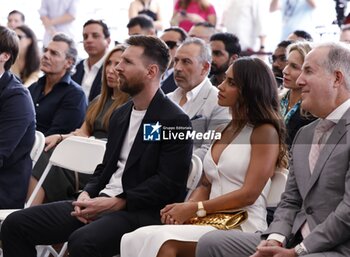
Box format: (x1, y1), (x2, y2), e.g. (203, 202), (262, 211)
(1, 211), (26, 238)
(196, 231), (218, 257)
(68, 229), (97, 256)
(197, 230), (260, 257)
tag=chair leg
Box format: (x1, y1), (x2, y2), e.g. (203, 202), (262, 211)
(57, 242), (68, 257)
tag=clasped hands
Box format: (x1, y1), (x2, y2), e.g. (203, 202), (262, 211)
(250, 240), (296, 257)
(160, 202), (197, 225)
(71, 191), (126, 224)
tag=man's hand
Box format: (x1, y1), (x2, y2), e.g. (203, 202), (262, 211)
(71, 191), (91, 223)
(250, 240), (296, 257)
(71, 192), (126, 224)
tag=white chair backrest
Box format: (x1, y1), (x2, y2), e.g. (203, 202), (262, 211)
(267, 168), (289, 207)
(185, 154), (203, 201)
(26, 136), (106, 207)
(50, 136), (106, 174)
(30, 131), (45, 167)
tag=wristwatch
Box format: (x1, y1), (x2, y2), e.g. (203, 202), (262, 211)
(294, 243), (308, 256)
(196, 201), (207, 217)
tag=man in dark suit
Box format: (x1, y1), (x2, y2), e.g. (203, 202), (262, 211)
(1, 35), (193, 257)
(160, 26), (188, 94)
(72, 19), (111, 102)
(0, 26), (35, 209)
(197, 42), (350, 257)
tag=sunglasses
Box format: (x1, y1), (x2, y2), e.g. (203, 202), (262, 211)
(269, 54), (286, 64)
(17, 34), (27, 40)
(165, 41), (179, 49)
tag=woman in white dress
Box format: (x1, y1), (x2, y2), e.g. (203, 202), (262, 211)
(120, 57), (288, 257)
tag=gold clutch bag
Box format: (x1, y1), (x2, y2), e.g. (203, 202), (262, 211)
(186, 210), (248, 230)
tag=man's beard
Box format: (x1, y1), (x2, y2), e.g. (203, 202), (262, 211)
(210, 61), (229, 76)
(272, 67), (283, 79)
(119, 76), (144, 96)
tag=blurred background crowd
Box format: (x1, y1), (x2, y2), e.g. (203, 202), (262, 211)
(0, 0), (345, 59)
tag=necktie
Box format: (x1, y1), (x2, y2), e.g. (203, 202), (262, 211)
(308, 119), (335, 173)
(302, 119), (335, 238)
(179, 92), (187, 107)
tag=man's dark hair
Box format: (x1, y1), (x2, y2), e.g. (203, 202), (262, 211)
(163, 26), (188, 42)
(277, 40), (293, 48)
(83, 19), (110, 38)
(0, 26), (19, 71)
(127, 15), (154, 30)
(210, 32), (241, 57)
(52, 33), (78, 70)
(292, 30), (313, 42)
(8, 10), (25, 22)
(126, 35), (170, 76)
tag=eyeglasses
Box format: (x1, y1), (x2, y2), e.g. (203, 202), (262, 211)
(17, 34), (27, 40)
(269, 54), (286, 64)
(165, 41), (179, 49)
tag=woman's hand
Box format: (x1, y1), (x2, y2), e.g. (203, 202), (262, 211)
(44, 134), (61, 151)
(72, 128), (89, 137)
(185, 13), (205, 23)
(160, 202), (197, 225)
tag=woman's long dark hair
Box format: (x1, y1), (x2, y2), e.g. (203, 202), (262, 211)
(231, 57), (288, 168)
(16, 25), (40, 81)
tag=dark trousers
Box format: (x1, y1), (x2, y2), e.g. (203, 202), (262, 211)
(1, 201), (161, 257)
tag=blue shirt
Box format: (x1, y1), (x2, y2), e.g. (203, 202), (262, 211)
(29, 72), (87, 136)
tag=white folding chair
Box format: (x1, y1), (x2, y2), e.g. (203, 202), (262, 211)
(0, 131), (46, 219)
(31, 131), (45, 168)
(185, 154), (203, 201)
(0, 131), (46, 256)
(25, 136), (106, 257)
(267, 168), (289, 207)
(26, 136), (106, 207)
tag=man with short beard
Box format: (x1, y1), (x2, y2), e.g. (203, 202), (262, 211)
(2, 35), (193, 257)
(270, 40), (293, 89)
(209, 32), (241, 87)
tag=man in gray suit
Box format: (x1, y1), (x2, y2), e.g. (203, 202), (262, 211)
(196, 42), (350, 256)
(168, 37), (230, 160)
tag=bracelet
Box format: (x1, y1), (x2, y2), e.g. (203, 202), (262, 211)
(59, 134), (63, 143)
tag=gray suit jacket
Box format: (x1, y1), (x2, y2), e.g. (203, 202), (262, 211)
(168, 79), (230, 160)
(264, 108), (350, 256)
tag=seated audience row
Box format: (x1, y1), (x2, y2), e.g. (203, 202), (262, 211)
(1, 35), (193, 257)
(121, 56), (288, 257)
(197, 41), (350, 257)
(28, 45), (129, 205)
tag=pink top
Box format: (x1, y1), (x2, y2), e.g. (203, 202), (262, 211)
(174, 0), (216, 32)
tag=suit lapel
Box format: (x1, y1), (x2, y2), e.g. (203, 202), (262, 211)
(105, 103), (132, 177)
(123, 90), (164, 172)
(294, 121), (316, 194)
(72, 61), (84, 83)
(0, 71), (10, 93)
(305, 111), (350, 194)
(187, 80), (211, 118)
